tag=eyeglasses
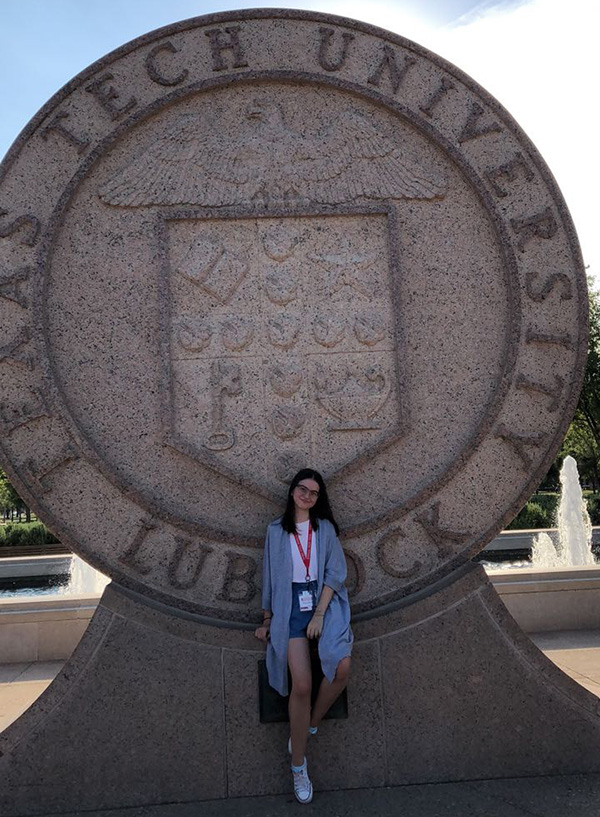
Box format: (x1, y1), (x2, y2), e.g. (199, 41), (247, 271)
(295, 484), (320, 500)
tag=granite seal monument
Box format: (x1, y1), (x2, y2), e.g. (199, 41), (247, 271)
(0, 9), (597, 814)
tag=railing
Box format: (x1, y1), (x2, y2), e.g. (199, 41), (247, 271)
(0, 544), (71, 558)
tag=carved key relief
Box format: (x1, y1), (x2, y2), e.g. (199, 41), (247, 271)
(164, 209), (402, 491)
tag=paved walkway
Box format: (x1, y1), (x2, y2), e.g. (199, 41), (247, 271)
(4, 772), (598, 816)
(532, 629), (600, 697)
(4, 632), (600, 815)
(0, 658), (63, 731)
(4, 773), (600, 816)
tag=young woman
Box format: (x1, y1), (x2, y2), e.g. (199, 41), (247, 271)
(254, 468), (353, 804)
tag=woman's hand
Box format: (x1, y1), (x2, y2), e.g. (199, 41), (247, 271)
(254, 624), (270, 642)
(306, 612), (324, 639)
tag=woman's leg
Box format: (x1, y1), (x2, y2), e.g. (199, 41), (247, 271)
(310, 657), (351, 729)
(287, 637), (312, 766)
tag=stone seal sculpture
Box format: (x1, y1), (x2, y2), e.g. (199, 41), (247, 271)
(0, 10), (596, 814)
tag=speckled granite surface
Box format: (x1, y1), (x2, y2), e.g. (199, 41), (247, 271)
(0, 8), (592, 813)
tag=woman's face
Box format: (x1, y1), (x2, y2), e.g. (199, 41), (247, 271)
(292, 478), (320, 513)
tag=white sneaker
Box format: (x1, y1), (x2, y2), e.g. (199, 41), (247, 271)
(288, 726), (317, 755)
(292, 758), (313, 804)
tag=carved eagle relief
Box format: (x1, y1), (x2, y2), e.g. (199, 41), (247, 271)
(99, 100), (446, 207)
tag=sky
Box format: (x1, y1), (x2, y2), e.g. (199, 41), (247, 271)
(1, 0), (598, 287)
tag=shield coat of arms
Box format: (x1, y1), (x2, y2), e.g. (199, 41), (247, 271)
(97, 90), (446, 498)
(160, 206), (406, 496)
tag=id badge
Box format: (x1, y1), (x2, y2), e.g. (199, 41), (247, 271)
(298, 590), (313, 612)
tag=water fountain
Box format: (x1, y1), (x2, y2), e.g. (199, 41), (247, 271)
(0, 552), (109, 598)
(65, 554), (110, 596)
(484, 455), (600, 633)
(0, 552), (110, 663)
(532, 455), (596, 568)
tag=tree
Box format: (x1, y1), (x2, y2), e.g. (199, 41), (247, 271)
(576, 281), (600, 453)
(560, 421), (599, 490)
(555, 277), (600, 490)
(0, 468), (30, 522)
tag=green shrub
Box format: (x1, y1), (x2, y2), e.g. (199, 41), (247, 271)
(2, 525), (26, 545)
(531, 492), (559, 519)
(507, 491), (600, 530)
(587, 494), (600, 525)
(0, 521), (59, 546)
(508, 499), (552, 530)
(24, 522), (48, 545)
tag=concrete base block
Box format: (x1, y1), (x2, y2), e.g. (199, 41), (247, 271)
(492, 566), (600, 632)
(2, 565), (600, 815)
(0, 595), (97, 662)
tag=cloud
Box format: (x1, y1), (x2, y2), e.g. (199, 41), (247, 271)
(428, 0), (598, 282)
(452, 0), (530, 26)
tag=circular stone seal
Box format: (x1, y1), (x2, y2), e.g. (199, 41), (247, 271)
(0, 10), (587, 623)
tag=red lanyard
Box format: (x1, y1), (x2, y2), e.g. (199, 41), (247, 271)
(293, 524), (312, 581)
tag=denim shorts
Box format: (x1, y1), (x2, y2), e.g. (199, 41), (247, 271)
(289, 581), (318, 638)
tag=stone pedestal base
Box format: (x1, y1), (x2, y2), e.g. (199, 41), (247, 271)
(2, 564), (600, 815)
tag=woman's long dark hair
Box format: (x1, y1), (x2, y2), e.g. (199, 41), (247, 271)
(281, 468), (340, 535)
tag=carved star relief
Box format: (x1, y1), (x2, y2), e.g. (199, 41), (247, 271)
(98, 101), (446, 208)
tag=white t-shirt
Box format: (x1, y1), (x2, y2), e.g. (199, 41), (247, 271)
(289, 519), (318, 582)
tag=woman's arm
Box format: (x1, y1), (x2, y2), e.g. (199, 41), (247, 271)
(316, 585), (334, 615)
(254, 608), (272, 642)
(306, 585), (334, 639)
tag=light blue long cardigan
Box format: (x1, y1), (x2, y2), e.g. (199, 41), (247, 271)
(261, 517), (354, 697)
